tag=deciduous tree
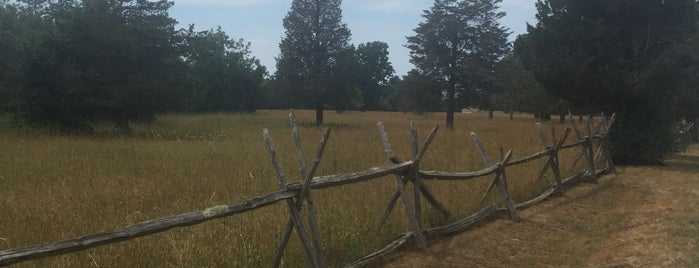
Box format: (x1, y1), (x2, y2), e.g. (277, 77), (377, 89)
(5, 0), (182, 133)
(356, 41), (395, 111)
(182, 26), (266, 112)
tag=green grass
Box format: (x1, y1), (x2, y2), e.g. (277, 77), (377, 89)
(0, 110), (603, 267)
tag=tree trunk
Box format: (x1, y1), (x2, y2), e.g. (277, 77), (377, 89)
(509, 109), (514, 120)
(488, 110), (493, 120)
(446, 79), (455, 129)
(315, 105), (324, 126)
(559, 114), (566, 124)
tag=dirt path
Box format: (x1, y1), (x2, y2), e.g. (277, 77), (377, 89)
(377, 145), (699, 267)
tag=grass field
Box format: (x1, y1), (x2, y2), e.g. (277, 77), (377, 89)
(0, 110), (599, 267)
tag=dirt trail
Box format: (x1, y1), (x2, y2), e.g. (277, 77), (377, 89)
(377, 145), (699, 268)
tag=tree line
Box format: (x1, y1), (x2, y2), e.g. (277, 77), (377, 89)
(1, 0), (698, 164)
(0, 0), (267, 133)
(0, 0), (561, 131)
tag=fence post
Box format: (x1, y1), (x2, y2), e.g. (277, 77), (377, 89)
(550, 128), (571, 193)
(567, 112), (585, 171)
(535, 124), (571, 194)
(376, 123), (449, 230)
(410, 123), (422, 229)
(471, 133), (520, 221)
(263, 129), (320, 268)
(585, 116), (597, 181)
(281, 110), (329, 267)
(376, 122), (427, 250)
(600, 114), (617, 174)
(535, 123), (549, 147)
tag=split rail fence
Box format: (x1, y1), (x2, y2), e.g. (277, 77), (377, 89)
(0, 111), (617, 267)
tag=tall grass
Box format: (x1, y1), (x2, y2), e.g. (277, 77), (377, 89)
(0, 110), (599, 267)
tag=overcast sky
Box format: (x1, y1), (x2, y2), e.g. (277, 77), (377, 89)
(170, 0), (538, 76)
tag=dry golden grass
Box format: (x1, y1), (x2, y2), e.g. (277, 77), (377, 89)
(0, 110), (602, 267)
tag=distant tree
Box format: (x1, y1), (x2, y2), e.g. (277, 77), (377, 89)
(381, 75), (402, 111)
(0, 3), (30, 113)
(518, 0), (697, 164)
(5, 0), (182, 133)
(495, 51), (571, 120)
(391, 70), (444, 113)
(329, 44), (361, 112)
(407, 0), (509, 129)
(274, 0), (353, 125)
(182, 26), (266, 112)
(356, 41), (395, 111)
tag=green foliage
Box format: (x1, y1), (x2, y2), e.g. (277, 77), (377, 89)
(1, 0), (183, 132)
(518, 0), (698, 164)
(494, 52), (571, 118)
(181, 26), (266, 113)
(0, 1), (268, 133)
(672, 17), (699, 123)
(356, 41), (396, 111)
(0, 2), (43, 113)
(407, 0), (509, 128)
(274, 0), (353, 125)
(611, 112), (677, 164)
(388, 70), (444, 113)
(329, 45), (362, 113)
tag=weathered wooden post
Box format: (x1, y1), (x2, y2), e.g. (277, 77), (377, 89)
(376, 123), (426, 250)
(600, 114), (617, 174)
(263, 129), (320, 268)
(374, 121), (446, 252)
(568, 112), (586, 171)
(534, 123), (571, 194)
(410, 123), (422, 228)
(585, 116), (597, 181)
(471, 133), (519, 221)
(376, 123), (449, 231)
(271, 111), (329, 267)
(568, 112), (603, 176)
(550, 128), (570, 193)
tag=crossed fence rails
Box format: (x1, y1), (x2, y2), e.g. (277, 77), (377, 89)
(0, 111), (616, 267)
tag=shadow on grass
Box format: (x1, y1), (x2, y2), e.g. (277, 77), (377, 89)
(522, 178), (623, 219)
(662, 154), (699, 172)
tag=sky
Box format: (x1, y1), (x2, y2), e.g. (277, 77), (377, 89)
(170, 0), (538, 76)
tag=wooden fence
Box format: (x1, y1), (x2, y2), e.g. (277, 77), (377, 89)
(0, 111), (616, 267)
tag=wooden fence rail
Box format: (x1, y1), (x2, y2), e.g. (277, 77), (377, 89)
(0, 112), (617, 267)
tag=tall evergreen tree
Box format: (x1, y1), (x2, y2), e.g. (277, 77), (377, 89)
(518, 0), (697, 164)
(407, 0), (509, 129)
(275, 0), (352, 125)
